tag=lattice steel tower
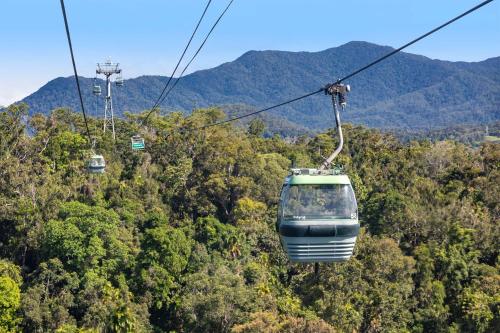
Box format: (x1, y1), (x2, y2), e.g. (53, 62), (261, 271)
(96, 59), (123, 140)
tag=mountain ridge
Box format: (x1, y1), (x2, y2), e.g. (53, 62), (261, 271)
(17, 41), (500, 130)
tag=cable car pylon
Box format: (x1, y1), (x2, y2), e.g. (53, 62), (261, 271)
(96, 59), (122, 141)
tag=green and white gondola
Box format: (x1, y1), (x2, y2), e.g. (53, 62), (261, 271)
(131, 135), (145, 150)
(277, 83), (359, 263)
(277, 168), (359, 262)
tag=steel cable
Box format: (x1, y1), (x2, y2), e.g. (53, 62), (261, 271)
(191, 0), (494, 131)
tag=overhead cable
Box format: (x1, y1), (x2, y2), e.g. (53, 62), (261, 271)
(157, 0), (235, 108)
(59, 0), (92, 144)
(144, 0), (235, 125)
(193, 0), (494, 130)
(144, 0), (213, 125)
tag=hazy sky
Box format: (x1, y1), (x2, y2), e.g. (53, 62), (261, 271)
(1, 0), (498, 106)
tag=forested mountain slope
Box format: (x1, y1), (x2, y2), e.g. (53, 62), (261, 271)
(19, 41), (500, 130)
(0, 104), (498, 332)
(393, 121), (500, 145)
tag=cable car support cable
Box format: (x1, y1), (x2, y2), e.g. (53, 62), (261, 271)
(59, 0), (92, 146)
(60, 0), (107, 173)
(145, 0), (213, 124)
(197, 88), (324, 130)
(191, 0), (494, 132)
(156, 0), (235, 110)
(143, 0), (235, 125)
(336, 0), (494, 84)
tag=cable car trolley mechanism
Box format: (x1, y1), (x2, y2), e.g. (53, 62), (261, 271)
(277, 83), (360, 263)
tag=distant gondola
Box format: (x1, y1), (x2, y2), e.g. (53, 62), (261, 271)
(131, 135), (145, 150)
(115, 76), (124, 87)
(88, 154), (106, 173)
(93, 84), (101, 96)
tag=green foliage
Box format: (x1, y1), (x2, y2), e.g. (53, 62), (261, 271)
(0, 274), (21, 333)
(55, 324), (98, 333)
(41, 201), (136, 279)
(365, 189), (413, 238)
(412, 244), (449, 332)
(0, 261), (22, 285)
(138, 221), (192, 312)
(0, 261), (22, 332)
(0, 106), (498, 332)
(231, 311), (336, 333)
(247, 118), (266, 137)
(233, 197), (267, 233)
(178, 264), (266, 332)
(295, 233), (416, 332)
(195, 216), (244, 258)
(45, 130), (87, 172)
(0, 103), (27, 157)
(393, 121), (500, 146)
(22, 259), (79, 332)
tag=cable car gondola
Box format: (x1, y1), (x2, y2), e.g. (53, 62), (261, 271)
(87, 154), (106, 173)
(93, 84), (101, 96)
(131, 135), (145, 150)
(278, 168), (359, 262)
(115, 75), (124, 87)
(92, 77), (102, 96)
(277, 83), (359, 263)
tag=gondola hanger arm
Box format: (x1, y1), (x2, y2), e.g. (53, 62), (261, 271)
(318, 83), (350, 171)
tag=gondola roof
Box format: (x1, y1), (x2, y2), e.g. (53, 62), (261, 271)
(285, 169), (351, 185)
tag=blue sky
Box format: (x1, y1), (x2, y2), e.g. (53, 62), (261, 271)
(1, 0), (498, 106)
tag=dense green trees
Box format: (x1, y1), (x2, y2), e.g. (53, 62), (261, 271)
(0, 260), (22, 332)
(0, 104), (498, 332)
